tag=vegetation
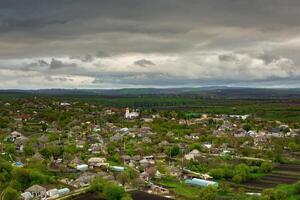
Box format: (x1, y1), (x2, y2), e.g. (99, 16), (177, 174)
(89, 178), (132, 200)
(0, 94), (300, 200)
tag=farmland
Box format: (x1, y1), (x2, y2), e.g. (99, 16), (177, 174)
(232, 164), (300, 193)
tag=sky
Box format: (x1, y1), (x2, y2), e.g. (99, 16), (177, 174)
(1, 0), (300, 89)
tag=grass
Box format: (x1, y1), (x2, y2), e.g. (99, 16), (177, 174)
(156, 177), (201, 199)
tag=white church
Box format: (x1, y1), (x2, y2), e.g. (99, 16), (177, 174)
(124, 108), (139, 119)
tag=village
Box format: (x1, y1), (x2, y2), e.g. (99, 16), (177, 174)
(0, 97), (299, 200)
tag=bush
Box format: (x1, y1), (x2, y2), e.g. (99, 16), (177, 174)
(169, 145), (180, 157)
(260, 162), (273, 173)
(0, 158), (13, 184)
(89, 177), (106, 193)
(90, 178), (132, 200)
(232, 174), (243, 184)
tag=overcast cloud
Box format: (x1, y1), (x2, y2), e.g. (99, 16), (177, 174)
(0, 0), (300, 89)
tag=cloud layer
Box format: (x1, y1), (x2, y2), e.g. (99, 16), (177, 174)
(0, 0), (300, 88)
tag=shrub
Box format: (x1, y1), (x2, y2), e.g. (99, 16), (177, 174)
(232, 174), (243, 184)
(260, 162), (273, 173)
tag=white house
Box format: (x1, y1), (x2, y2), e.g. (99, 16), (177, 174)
(125, 108), (139, 119)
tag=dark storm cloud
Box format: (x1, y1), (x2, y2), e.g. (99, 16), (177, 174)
(49, 59), (77, 70)
(1, 0), (300, 88)
(134, 59), (155, 67)
(218, 54), (237, 62)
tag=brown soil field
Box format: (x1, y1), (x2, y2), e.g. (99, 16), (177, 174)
(72, 191), (171, 200)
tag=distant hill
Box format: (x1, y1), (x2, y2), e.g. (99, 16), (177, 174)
(1, 87), (300, 99)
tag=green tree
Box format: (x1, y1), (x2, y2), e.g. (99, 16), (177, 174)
(23, 144), (34, 156)
(1, 187), (19, 200)
(103, 183), (125, 200)
(262, 188), (287, 200)
(169, 145), (180, 157)
(4, 144), (16, 156)
(89, 177), (106, 193)
(209, 168), (225, 180)
(0, 158), (12, 185)
(243, 124), (252, 132)
(232, 164), (250, 183)
(12, 168), (31, 189)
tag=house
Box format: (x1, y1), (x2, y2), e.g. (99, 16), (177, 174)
(179, 119), (187, 125)
(89, 143), (103, 154)
(139, 156), (155, 167)
(142, 117), (153, 122)
(93, 125), (101, 132)
(121, 155), (131, 164)
(16, 113), (31, 121)
(120, 127), (129, 133)
(69, 157), (84, 168)
(125, 108), (139, 119)
(25, 184), (46, 199)
(169, 166), (181, 177)
(234, 129), (248, 137)
(110, 133), (123, 142)
(150, 184), (169, 195)
(60, 102), (71, 106)
(184, 149), (201, 160)
(203, 142), (212, 149)
(10, 131), (29, 152)
(132, 155), (141, 162)
(71, 172), (97, 188)
(138, 126), (154, 136)
(21, 192), (33, 200)
(9, 131), (27, 142)
(88, 157), (108, 168)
